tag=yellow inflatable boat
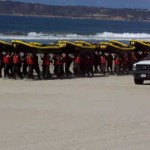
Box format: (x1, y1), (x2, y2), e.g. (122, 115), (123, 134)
(0, 40), (13, 51)
(12, 40), (64, 53)
(130, 40), (150, 51)
(100, 40), (135, 53)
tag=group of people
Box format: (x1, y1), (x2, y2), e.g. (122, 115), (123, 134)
(0, 50), (148, 80)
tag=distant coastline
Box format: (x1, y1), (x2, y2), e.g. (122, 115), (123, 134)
(1, 14), (149, 23)
(0, 14), (129, 21)
(0, 1), (150, 22)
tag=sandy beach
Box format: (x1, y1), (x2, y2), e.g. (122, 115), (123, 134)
(0, 75), (150, 150)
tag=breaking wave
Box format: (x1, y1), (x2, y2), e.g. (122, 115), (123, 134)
(1, 32), (150, 41)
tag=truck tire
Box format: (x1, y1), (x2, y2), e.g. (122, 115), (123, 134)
(134, 78), (144, 84)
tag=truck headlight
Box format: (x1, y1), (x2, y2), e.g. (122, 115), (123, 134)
(132, 65), (136, 71)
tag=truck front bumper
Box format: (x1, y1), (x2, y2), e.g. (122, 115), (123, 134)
(133, 70), (150, 80)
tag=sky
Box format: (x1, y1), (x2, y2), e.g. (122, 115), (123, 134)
(14, 0), (150, 9)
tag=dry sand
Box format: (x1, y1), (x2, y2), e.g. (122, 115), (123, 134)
(0, 75), (150, 150)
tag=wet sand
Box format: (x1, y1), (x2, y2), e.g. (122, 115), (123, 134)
(0, 75), (150, 150)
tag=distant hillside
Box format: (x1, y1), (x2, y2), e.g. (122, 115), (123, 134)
(0, 1), (150, 21)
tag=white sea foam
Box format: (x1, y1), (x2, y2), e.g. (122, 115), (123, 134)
(1, 32), (150, 41)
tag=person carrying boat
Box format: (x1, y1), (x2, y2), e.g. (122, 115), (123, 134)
(100, 53), (107, 76)
(63, 53), (73, 77)
(33, 52), (40, 79)
(27, 53), (36, 79)
(106, 53), (113, 74)
(73, 54), (81, 77)
(122, 53), (129, 74)
(128, 52), (137, 73)
(52, 54), (57, 75)
(41, 53), (52, 79)
(114, 54), (120, 75)
(93, 51), (100, 72)
(12, 51), (22, 79)
(84, 54), (94, 77)
(3, 51), (13, 78)
(22, 52), (28, 77)
(0, 51), (4, 78)
(55, 54), (64, 78)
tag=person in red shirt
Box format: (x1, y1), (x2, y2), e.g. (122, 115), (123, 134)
(100, 53), (107, 76)
(55, 54), (64, 78)
(27, 52), (40, 79)
(122, 54), (129, 74)
(12, 51), (22, 79)
(41, 53), (52, 79)
(3, 51), (12, 78)
(114, 54), (120, 75)
(27, 53), (35, 79)
(73, 54), (81, 77)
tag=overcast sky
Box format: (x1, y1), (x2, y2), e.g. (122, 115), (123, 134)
(14, 0), (150, 9)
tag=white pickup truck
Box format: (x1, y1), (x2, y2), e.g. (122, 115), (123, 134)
(133, 56), (150, 84)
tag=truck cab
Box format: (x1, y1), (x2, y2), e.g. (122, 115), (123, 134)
(133, 55), (150, 84)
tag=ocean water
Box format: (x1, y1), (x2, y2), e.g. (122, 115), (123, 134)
(1, 15), (150, 44)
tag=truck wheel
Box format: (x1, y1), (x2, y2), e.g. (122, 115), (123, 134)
(134, 78), (144, 84)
